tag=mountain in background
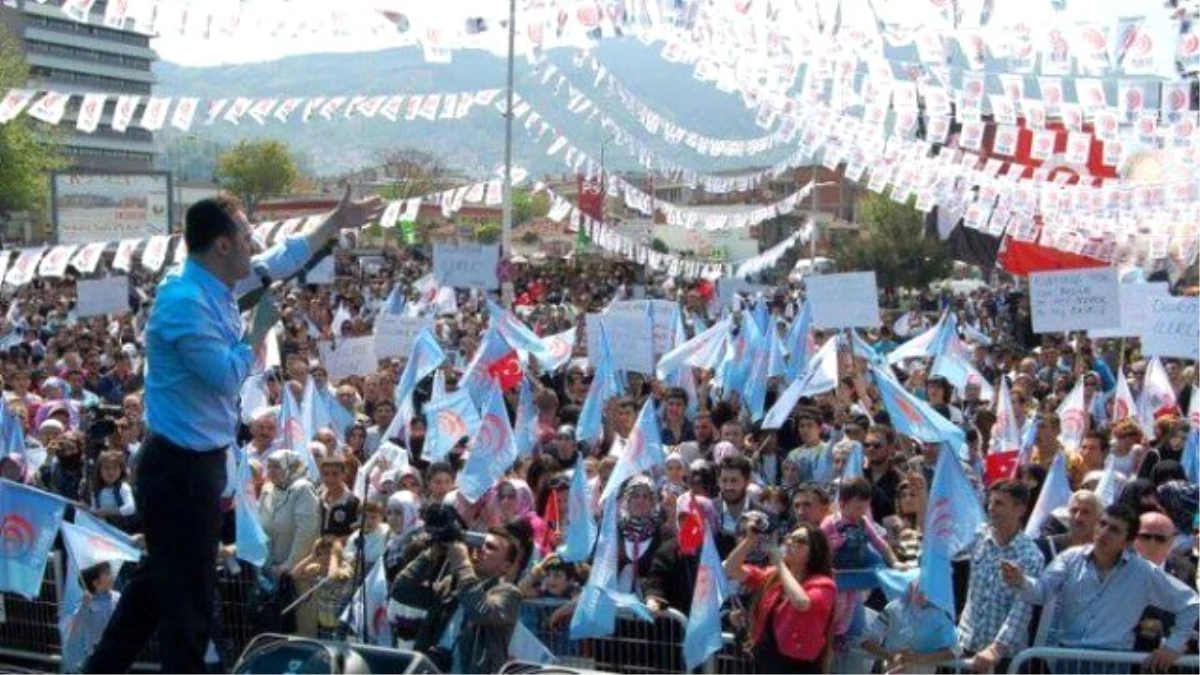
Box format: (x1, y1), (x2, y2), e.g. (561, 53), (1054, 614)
(152, 40), (793, 178)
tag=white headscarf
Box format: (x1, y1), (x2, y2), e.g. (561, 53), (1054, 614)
(386, 490), (423, 538)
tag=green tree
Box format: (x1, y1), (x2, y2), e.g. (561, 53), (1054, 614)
(473, 221), (501, 244)
(650, 238), (669, 253)
(376, 147), (449, 200)
(215, 139), (299, 217)
(0, 24), (66, 217)
(512, 188), (549, 224)
(833, 192), (952, 295)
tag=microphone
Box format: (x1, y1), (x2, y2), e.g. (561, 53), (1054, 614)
(236, 243), (337, 312)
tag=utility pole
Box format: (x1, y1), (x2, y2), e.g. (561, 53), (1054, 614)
(500, 0), (517, 256)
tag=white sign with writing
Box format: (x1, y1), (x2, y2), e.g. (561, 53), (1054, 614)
(1089, 282), (1170, 339)
(606, 300), (680, 360)
(587, 312), (655, 375)
(806, 272), (881, 329)
(76, 276), (130, 318)
(1029, 268), (1120, 334)
(433, 243), (499, 289)
(374, 314), (434, 360)
(1141, 297), (1200, 361)
(318, 336), (378, 381)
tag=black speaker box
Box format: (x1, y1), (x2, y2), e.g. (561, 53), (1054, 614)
(233, 634), (441, 674)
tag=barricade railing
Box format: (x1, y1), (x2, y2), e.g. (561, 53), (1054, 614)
(705, 631), (973, 674)
(1007, 646), (1200, 675)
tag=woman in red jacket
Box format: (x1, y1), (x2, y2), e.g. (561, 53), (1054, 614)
(724, 524), (838, 673)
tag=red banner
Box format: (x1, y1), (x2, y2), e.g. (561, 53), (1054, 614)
(577, 175), (605, 222)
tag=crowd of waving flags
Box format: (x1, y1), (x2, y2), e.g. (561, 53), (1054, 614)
(3, 286), (1198, 662)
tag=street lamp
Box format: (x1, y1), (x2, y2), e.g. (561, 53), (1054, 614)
(599, 133), (614, 223)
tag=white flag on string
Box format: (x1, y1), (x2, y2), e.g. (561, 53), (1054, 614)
(76, 93), (107, 133)
(26, 92), (70, 125)
(138, 96), (171, 131)
(112, 95), (141, 132)
(170, 97), (199, 131)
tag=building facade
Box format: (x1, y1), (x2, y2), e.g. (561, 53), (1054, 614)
(1, 0), (157, 172)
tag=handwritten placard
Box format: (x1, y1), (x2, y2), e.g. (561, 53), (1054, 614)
(1029, 268), (1119, 334)
(433, 243), (499, 289)
(317, 335), (378, 381)
(75, 276), (130, 318)
(806, 271), (881, 329)
(606, 300), (680, 360)
(1089, 282), (1170, 339)
(374, 314), (434, 360)
(586, 312), (655, 375)
(1141, 297), (1199, 360)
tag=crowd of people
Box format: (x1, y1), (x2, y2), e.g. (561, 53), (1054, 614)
(2, 231), (1197, 674)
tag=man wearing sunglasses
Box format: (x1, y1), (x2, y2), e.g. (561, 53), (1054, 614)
(1001, 505), (1199, 673)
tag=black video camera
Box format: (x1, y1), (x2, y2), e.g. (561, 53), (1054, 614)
(422, 503), (466, 544)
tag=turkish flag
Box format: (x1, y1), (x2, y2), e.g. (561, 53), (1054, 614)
(540, 493), (560, 552)
(576, 175), (605, 221)
(678, 509), (704, 556)
(487, 351), (524, 391)
(985, 450), (1020, 486)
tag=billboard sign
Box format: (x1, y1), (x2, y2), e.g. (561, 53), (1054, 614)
(51, 171), (172, 245)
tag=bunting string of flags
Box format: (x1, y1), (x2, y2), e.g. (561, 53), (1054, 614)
(0, 87), (505, 131)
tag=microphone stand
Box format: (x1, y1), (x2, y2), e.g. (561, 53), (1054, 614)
(352, 447), (370, 643)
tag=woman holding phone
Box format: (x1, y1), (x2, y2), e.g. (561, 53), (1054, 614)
(724, 524), (838, 673)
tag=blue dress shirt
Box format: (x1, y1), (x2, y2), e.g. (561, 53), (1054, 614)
(1019, 545), (1200, 652)
(145, 235), (311, 451)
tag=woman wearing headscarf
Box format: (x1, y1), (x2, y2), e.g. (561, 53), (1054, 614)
(259, 450), (322, 580)
(615, 476), (671, 596)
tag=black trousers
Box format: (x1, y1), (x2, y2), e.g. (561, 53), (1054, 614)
(85, 434), (226, 674)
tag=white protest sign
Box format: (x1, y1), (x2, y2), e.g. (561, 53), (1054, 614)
(317, 335), (378, 381)
(606, 300), (679, 360)
(374, 314), (434, 360)
(433, 243), (499, 289)
(1141, 297), (1199, 361)
(75, 276), (130, 318)
(587, 312), (655, 375)
(1029, 268), (1120, 334)
(717, 278), (770, 307)
(806, 272), (881, 329)
(305, 255), (335, 285)
(1089, 282), (1170, 338)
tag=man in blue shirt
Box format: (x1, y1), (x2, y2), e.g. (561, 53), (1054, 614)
(86, 187), (380, 674)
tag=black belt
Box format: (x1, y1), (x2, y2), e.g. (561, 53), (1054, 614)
(146, 432), (227, 456)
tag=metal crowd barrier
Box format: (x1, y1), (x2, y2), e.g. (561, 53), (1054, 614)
(1007, 646), (1200, 675)
(0, 555), (261, 672)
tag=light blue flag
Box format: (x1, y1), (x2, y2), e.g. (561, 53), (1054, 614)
(742, 318), (772, 422)
(234, 451), (270, 567)
(387, 327), (447, 439)
(384, 285), (406, 315)
(599, 399), (666, 505)
(538, 328), (577, 372)
(871, 365), (966, 457)
(319, 387), (356, 442)
(683, 526), (730, 670)
(751, 297), (770, 334)
(785, 301), (813, 380)
(576, 324), (623, 446)
(766, 323), (788, 379)
(423, 388), (481, 463)
(961, 320), (993, 346)
(513, 378), (539, 459)
(73, 510), (140, 557)
(886, 310), (949, 365)
(59, 518), (142, 671)
(458, 381), (518, 502)
(848, 330), (885, 366)
(1025, 452), (1072, 537)
(763, 337), (839, 430)
(1094, 454), (1120, 507)
(278, 386), (319, 481)
(842, 440), (865, 480)
(558, 460), (597, 563)
(672, 306), (688, 350)
(0, 479), (67, 599)
(655, 317), (731, 380)
(60, 519), (141, 576)
(487, 300), (558, 371)
(301, 375), (331, 446)
(569, 496), (654, 640)
(919, 445), (985, 616)
(462, 326), (511, 406)
(722, 314), (756, 400)
(1183, 429), (1198, 484)
(872, 567), (921, 601)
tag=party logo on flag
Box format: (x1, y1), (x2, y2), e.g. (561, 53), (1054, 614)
(436, 410), (468, 440)
(477, 413), (512, 460)
(0, 514), (34, 559)
(1061, 408), (1087, 440)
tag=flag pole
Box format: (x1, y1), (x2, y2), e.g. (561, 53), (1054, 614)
(500, 0), (517, 257)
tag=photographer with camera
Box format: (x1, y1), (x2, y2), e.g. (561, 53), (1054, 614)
(391, 504), (523, 674)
